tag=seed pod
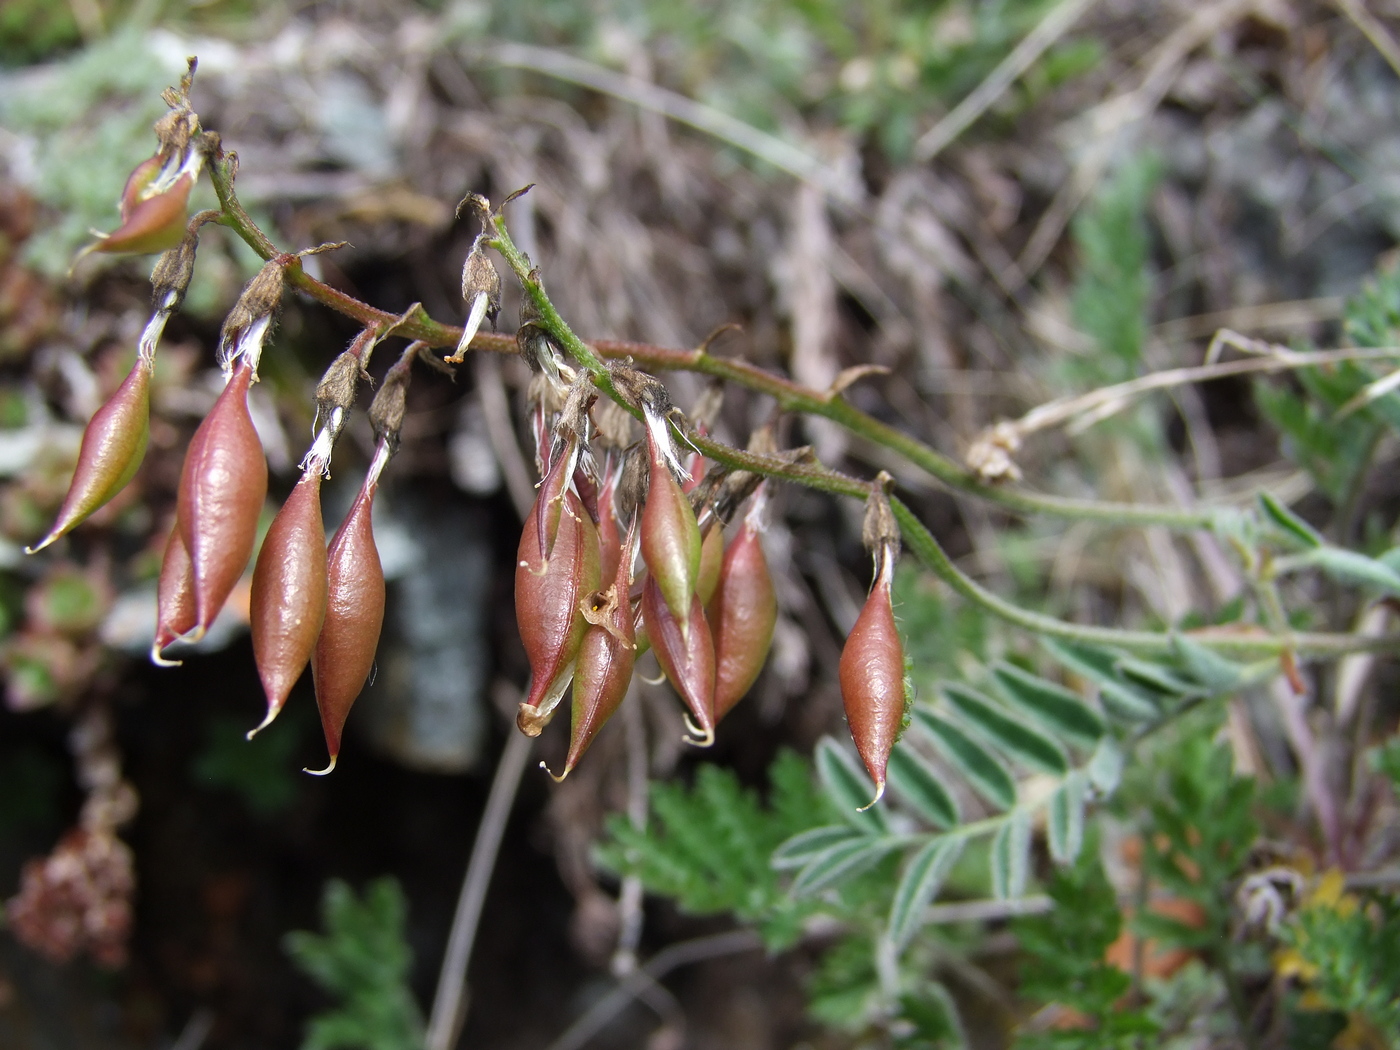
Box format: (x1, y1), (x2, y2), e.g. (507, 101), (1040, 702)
(558, 525), (638, 778)
(151, 519), (196, 666)
(696, 524), (724, 607)
(27, 360), (151, 554)
(178, 359), (268, 638)
(596, 457), (624, 584)
(641, 575), (715, 746)
(640, 429), (701, 630)
(95, 161), (195, 255)
(249, 470), (328, 736)
(838, 474), (905, 805)
(516, 449), (602, 736)
(710, 506), (777, 722)
(309, 449), (386, 773)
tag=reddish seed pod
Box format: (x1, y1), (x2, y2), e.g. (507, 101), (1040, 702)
(309, 466), (385, 773)
(709, 512), (777, 722)
(97, 161), (194, 255)
(838, 556), (904, 805)
(177, 360), (268, 637)
(641, 575), (716, 746)
(516, 486), (601, 737)
(640, 431), (701, 629)
(595, 459), (624, 585)
(559, 526), (638, 778)
(28, 360), (152, 554)
(249, 470), (329, 736)
(151, 518), (196, 666)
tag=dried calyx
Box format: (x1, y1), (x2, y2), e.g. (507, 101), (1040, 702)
(217, 256), (288, 375)
(448, 195), (501, 363)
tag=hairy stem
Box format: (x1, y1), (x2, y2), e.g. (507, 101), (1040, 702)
(206, 155), (1215, 529)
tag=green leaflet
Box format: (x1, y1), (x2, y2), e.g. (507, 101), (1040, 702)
(942, 683), (1069, 775)
(990, 662), (1104, 750)
(1257, 491), (1323, 549)
(772, 825), (866, 870)
(1040, 638), (1160, 721)
(887, 836), (965, 950)
(816, 736), (890, 832)
(1297, 547), (1400, 596)
(913, 708), (1016, 811)
(1170, 634), (1247, 693)
(1114, 656), (1201, 700)
(791, 836), (900, 897)
(886, 746), (958, 829)
(1087, 738), (1124, 794)
(1047, 771), (1087, 865)
(989, 809), (1032, 900)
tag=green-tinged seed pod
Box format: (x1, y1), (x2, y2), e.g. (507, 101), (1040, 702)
(27, 360), (151, 554)
(710, 512), (776, 722)
(595, 458), (624, 585)
(151, 519), (195, 666)
(558, 527), (638, 779)
(838, 555), (904, 806)
(640, 430), (701, 630)
(178, 360), (268, 638)
(641, 575), (715, 746)
(516, 489), (601, 737)
(96, 167), (195, 255)
(696, 524), (724, 607)
(309, 457), (385, 773)
(248, 470), (328, 737)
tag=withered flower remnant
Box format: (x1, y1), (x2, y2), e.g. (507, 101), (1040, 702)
(838, 473), (906, 807)
(447, 196), (501, 363)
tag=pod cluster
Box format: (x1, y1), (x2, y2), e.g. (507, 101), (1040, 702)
(33, 77), (906, 797)
(512, 348), (780, 778)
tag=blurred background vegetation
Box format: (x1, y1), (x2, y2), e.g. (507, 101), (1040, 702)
(2, 0), (1400, 1048)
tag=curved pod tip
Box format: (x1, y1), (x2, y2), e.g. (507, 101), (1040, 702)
(856, 780), (887, 812)
(303, 756), (338, 777)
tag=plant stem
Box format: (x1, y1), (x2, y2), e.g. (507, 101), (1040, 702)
(425, 729), (534, 1050)
(206, 153), (1215, 529)
(203, 163), (1400, 657)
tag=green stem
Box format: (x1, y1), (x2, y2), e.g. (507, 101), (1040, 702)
(207, 153), (1215, 530)
(682, 435), (1400, 659)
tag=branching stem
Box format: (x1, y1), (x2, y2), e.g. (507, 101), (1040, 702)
(202, 159), (1400, 659)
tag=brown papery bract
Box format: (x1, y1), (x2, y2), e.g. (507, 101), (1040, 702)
(248, 471), (328, 737)
(177, 360), (267, 636)
(310, 474), (384, 773)
(641, 575), (715, 746)
(709, 514), (776, 722)
(838, 556), (904, 804)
